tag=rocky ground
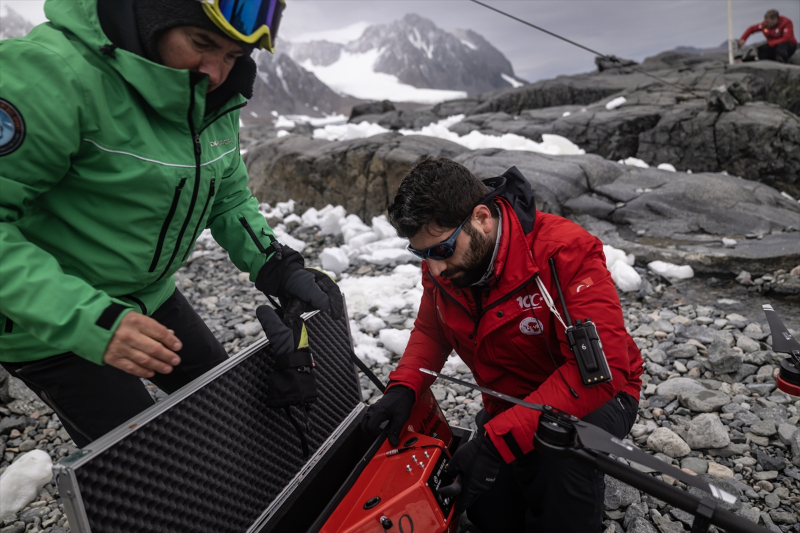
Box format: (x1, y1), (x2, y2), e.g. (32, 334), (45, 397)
(1, 208), (799, 533)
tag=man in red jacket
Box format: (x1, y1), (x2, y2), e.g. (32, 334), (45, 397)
(362, 157), (643, 532)
(739, 9), (797, 63)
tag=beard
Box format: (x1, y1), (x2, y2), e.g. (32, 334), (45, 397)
(442, 222), (496, 288)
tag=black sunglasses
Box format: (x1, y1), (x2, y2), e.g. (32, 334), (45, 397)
(406, 213), (472, 261)
(405, 179), (507, 261)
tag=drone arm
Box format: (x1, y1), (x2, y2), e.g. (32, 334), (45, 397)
(573, 449), (767, 533)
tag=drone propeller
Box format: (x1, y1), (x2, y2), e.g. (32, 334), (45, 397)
(420, 368), (737, 505)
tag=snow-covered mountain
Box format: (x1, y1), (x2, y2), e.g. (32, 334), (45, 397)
(285, 14), (526, 103)
(0, 8), (526, 117)
(0, 6), (34, 40)
(247, 49), (363, 120)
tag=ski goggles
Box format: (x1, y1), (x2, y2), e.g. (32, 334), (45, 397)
(406, 213), (472, 261)
(200, 0), (286, 52)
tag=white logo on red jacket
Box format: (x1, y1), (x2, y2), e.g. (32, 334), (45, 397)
(516, 293), (543, 310)
(519, 317), (543, 335)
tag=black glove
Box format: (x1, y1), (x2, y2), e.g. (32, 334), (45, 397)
(256, 300), (318, 408)
(255, 244), (342, 320)
(438, 433), (504, 515)
(283, 267), (343, 320)
(360, 385), (415, 446)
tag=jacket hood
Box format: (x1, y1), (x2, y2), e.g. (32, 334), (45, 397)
(44, 0), (254, 120)
(482, 166), (537, 234)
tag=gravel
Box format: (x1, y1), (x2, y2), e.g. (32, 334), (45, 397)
(2, 209), (799, 532)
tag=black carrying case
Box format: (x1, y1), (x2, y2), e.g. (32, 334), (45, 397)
(54, 307), (365, 533)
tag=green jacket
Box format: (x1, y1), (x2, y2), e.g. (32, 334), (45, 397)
(0, 0), (276, 364)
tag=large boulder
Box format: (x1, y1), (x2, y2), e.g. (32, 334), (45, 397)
(245, 133), (468, 221)
(245, 136), (800, 274)
(638, 101), (800, 194)
(353, 57), (800, 193)
(349, 100), (396, 121)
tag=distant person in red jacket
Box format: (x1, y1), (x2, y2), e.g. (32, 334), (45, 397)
(362, 157), (643, 532)
(739, 9), (797, 63)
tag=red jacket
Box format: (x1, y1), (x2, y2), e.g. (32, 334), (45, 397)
(387, 167), (643, 464)
(741, 16), (796, 47)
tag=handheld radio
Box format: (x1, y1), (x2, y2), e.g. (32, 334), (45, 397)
(548, 258), (613, 387)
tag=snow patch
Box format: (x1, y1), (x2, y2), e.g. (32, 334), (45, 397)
(443, 354), (467, 375)
(657, 163), (676, 172)
(350, 326), (390, 363)
(358, 248), (418, 266)
(408, 28), (434, 59)
(460, 38), (478, 51)
(619, 157), (650, 168)
(360, 314), (386, 334)
(313, 121), (391, 141)
(605, 96), (627, 110)
(0, 450), (53, 520)
(339, 264), (423, 319)
(320, 247), (350, 274)
(276, 130), (290, 138)
(380, 328), (412, 355)
(647, 261), (694, 280)
(604, 245), (641, 292)
(274, 65), (290, 94)
(313, 115), (585, 155)
(300, 49), (467, 104)
(274, 115), (296, 128)
(501, 73), (523, 88)
(287, 114), (348, 127)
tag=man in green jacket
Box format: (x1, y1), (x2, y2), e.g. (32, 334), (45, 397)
(0, 0), (325, 448)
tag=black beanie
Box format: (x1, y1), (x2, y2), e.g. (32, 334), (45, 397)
(135, 0), (256, 63)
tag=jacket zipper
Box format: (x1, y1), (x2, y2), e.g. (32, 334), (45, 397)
(149, 177), (187, 272)
(181, 178), (215, 263)
(155, 100), (247, 281)
(239, 216), (268, 253)
(430, 272), (540, 346)
(198, 103), (247, 135)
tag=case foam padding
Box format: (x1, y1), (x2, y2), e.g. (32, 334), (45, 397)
(72, 309), (360, 533)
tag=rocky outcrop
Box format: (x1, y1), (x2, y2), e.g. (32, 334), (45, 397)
(345, 54), (800, 194)
(245, 134), (800, 275)
(244, 134), (468, 221)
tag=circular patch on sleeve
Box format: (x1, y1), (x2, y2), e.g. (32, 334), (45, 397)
(0, 99), (26, 156)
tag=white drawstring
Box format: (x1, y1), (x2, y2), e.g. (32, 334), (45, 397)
(536, 275), (569, 330)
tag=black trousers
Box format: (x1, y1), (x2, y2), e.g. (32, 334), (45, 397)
(757, 42), (797, 63)
(1, 289), (228, 448)
(466, 391), (639, 533)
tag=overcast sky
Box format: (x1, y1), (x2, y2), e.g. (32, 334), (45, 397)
(4, 0), (799, 81)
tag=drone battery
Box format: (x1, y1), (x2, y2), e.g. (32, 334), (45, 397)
(566, 319), (612, 387)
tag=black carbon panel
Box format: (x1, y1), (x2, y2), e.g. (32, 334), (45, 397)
(72, 310), (360, 533)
